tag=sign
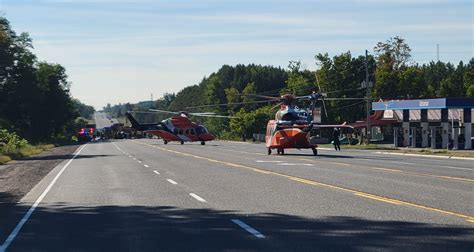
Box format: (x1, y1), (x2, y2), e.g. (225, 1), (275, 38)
(372, 98), (447, 110)
(383, 110), (394, 118)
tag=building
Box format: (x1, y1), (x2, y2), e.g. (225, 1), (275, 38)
(369, 98), (474, 149)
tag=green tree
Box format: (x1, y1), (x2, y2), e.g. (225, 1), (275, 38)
(242, 82), (257, 111)
(464, 59), (474, 97)
(224, 87), (240, 113)
(374, 36), (412, 70)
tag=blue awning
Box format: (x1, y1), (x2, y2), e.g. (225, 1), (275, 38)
(372, 98), (474, 110)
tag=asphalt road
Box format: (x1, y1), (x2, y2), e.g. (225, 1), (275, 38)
(1, 139), (473, 251)
(93, 112), (118, 129)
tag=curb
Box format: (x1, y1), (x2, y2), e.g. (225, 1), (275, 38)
(375, 151), (474, 161)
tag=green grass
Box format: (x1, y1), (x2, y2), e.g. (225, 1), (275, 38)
(0, 144), (54, 165)
(0, 155), (11, 165)
(318, 143), (397, 150)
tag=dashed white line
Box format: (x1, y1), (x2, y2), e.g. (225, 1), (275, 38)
(112, 143), (122, 151)
(0, 144), (87, 251)
(137, 160), (142, 163)
(144, 164), (150, 168)
(390, 161), (414, 165)
(278, 163), (313, 166)
(166, 179), (178, 185)
(133, 158), (137, 160)
(231, 219), (265, 238)
(442, 166), (474, 171)
(189, 193), (207, 203)
(153, 170), (160, 175)
(256, 160), (283, 163)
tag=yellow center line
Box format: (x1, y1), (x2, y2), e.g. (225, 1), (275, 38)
(208, 145), (474, 183)
(132, 140), (474, 223)
(354, 193), (403, 205)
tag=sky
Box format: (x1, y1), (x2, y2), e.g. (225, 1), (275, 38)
(0, 0), (472, 109)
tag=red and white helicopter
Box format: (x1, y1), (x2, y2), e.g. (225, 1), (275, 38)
(251, 92), (354, 155)
(125, 110), (233, 145)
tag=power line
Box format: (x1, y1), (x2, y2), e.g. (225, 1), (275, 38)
(332, 100), (366, 111)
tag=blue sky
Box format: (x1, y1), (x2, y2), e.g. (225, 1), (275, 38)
(0, 0), (472, 109)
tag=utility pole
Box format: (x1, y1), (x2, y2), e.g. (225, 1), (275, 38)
(365, 49), (371, 144)
(437, 44), (439, 62)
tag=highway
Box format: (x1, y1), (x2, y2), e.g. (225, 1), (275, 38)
(93, 112), (119, 129)
(1, 139), (473, 251)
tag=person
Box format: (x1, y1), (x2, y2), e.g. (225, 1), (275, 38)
(333, 128), (341, 151)
(458, 133), (465, 150)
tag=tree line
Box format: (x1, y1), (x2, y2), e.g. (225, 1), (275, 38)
(0, 17), (94, 143)
(114, 37), (473, 139)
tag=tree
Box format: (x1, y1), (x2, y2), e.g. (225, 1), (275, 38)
(242, 82), (257, 111)
(374, 36), (412, 70)
(73, 99), (95, 119)
(224, 87), (240, 113)
(0, 16), (89, 143)
(285, 60), (316, 96)
(168, 85), (204, 111)
(464, 59), (474, 97)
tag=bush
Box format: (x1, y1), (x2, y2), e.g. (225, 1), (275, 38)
(0, 129), (54, 164)
(0, 129), (29, 153)
(0, 155), (11, 165)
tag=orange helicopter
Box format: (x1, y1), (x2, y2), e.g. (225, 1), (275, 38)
(126, 109), (233, 145)
(255, 92), (353, 155)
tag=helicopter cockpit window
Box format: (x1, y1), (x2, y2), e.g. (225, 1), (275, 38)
(281, 112), (299, 121)
(298, 112), (308, 121)
(196, 126), (208, 134)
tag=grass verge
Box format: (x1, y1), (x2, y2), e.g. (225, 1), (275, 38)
(0, 144), (55, 165)
(318, 144), (397, 150)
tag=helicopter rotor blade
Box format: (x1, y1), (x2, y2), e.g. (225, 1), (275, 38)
(243, 93), (280, 101)
(321, 95), (328, 118)
(190, 114), (236, 119)
(315, 75), (329, 118)
(271, 102), (284, 110)
(149, 109), (179, 114)
(148, 109), (234, 118)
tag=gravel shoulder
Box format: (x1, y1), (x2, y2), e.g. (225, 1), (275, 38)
(0, 144), (80, 206)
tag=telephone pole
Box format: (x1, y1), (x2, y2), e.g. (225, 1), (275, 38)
(437, 44), (439, 62)
(365, 50), (371, 144)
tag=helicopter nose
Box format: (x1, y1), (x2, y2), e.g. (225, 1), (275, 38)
(200, 133), (215, 141)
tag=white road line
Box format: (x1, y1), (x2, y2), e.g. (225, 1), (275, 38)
(390, 161), (414, 165)
(153, 170), (160, 175)
(128, 155), (133, 158)
(256, 160), (283, 163)
(144, 164), (150, 168)
(189, 193), (207, 203)
(278, 163), (313, 166)
(133, 158), (137, 160)
(137, 160), (142, 163)
(166, 179), (178, 185)
(0, 144), (87, 251)
(231, 219), (265, 238)
(111, 142), (122, 151)
(442, 166), (474, 171)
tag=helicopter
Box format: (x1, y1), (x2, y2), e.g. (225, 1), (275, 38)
(252, 91), (353, 156)
(125, 109), (233, 145)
